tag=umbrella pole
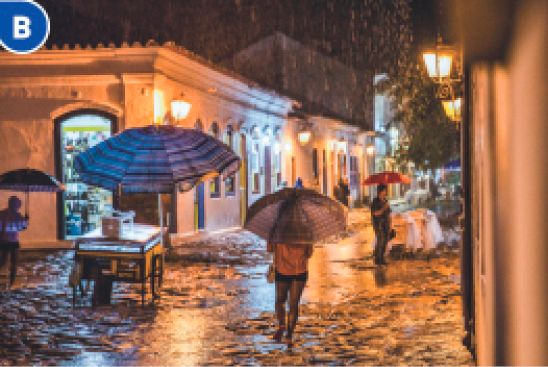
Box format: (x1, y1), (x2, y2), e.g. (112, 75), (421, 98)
(158, 194), (164, 249)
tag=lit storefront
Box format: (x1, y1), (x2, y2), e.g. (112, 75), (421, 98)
(58, 113), (114, 238)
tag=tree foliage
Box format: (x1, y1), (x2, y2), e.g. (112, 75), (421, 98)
(385, 64), (460, 172)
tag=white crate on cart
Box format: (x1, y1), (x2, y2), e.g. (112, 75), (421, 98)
(101, 210), (135, 238)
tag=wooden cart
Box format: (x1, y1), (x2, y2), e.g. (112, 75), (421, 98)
(72, 223), (166, 306)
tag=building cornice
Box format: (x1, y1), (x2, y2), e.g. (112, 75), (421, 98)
(0, 46), (294, 119)
(0, 75), (122, 86)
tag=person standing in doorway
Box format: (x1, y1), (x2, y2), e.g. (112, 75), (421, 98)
(371, 184), (391, 265)
(268, 242), (314, 345)
(0, 196), (29, 287)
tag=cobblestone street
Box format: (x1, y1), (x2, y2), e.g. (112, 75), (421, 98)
(0, 208), (473, 366)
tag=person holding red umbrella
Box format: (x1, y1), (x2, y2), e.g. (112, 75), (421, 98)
(371, 184), (391, 265)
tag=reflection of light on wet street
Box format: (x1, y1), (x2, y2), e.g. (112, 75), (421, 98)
(1, 207), (471, 366)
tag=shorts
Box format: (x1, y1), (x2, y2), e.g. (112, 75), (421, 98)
(0, 242), (19, 251)
(275, 271), (308, 282)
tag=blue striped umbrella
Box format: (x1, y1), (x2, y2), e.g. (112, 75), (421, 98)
(74, 125), (240, 247)
(74, 125), (240, 194)
(244, 188), (347, 245)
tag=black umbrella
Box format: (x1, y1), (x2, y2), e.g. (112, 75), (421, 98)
(244, 188), (347, 245)
(0, 168), (66, 217)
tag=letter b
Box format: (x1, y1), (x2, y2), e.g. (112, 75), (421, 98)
(13, 16), (31, 39)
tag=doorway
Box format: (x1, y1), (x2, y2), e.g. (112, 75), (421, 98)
(194, 119), (205, 230)
(55, 111), (116, 239)
(239, 134), (248, 225)
(291, 156), (296, 187)
(195, 183), (205, 230)
(323, 149), (327, 195)
(264, 145), (272, 194)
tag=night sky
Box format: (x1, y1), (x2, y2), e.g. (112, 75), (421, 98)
(37, 0), (447, 75)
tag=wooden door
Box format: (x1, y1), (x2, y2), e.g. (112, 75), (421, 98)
(264, 146), (271, 194)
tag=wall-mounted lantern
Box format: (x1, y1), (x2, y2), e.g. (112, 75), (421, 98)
(442, 98), (462, 122)
(298, 121), (312, 146)
(422, 36), (453, 81)
(170, 93), (192, 125)
(298, 130), (311, 146)
(338, 138), (347, 153)
(366, 144), (375, 156)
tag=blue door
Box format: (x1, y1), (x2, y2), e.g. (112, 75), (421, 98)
(197, 182), (205, 230)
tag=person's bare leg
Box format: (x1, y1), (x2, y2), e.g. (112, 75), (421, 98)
(287, 280), (306, 342)
(274, 281), (290, 342)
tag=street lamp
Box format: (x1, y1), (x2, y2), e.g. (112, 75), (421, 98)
(338, 138), (347, 153)
(422, 35), (463, 124)
(171, 94), (192, 125)
(298, 122), (312, 146)
(442, 98), (462, 122)
(422, 35), (454, 82)
(422, 53), (452, 80)
(298, 130), (311, 146)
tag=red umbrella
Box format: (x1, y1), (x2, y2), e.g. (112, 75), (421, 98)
(362, 171), (412, 186)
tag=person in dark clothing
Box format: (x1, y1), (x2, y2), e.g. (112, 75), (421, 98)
(0, 196), (29, 286)
(338, 177), (350, 207)
(371, 184), (391, 265)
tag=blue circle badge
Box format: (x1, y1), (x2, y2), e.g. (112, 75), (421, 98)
(0, 0), (50, 54)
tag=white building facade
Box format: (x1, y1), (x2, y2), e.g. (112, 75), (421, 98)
(0, 44), (293, 246)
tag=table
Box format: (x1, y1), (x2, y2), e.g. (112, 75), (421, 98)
(371, 210), (443, 253)
(72, 223), (166, 306)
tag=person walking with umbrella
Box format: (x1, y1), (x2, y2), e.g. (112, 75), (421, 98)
(267, 238), (313, 343)
(245, 188), (347, 345)
(0, 196), (29, 287)
(371, 183), (391, 265)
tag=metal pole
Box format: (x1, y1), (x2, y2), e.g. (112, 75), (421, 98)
(460, 63), (474, 354)
(158, 194), (163, 249)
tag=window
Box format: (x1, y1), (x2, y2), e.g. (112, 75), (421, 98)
(251, 143), (260, 194)
(210, 176), (220, 198)
(194, 119), (203, 132)
(210, 122), (220, 198)
(225, 129), (233, 148)
(210, 122), (219, 139)
(225, 174), (235, 196)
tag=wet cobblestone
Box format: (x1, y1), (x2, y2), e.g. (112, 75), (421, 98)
(0, 207), (473, 366)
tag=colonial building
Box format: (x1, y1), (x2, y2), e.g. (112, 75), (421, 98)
(0, 43), (293, 246)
